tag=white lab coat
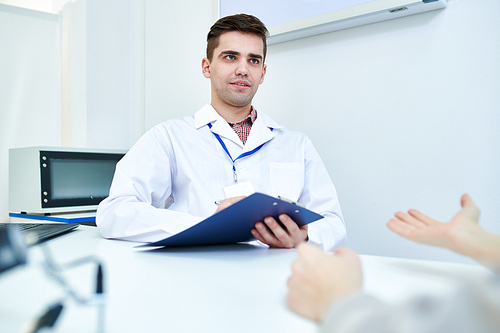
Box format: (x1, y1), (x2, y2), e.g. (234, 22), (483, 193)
(96, 104), (346, 251)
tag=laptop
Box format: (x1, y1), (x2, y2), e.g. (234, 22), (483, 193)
(0, 223), (79, 245)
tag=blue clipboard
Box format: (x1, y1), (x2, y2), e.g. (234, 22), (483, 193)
(138, 192), (323, 247)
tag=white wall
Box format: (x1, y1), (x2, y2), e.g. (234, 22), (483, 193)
(61, 0), (87, 147)
(0, 0), (52, 12)
(61, 0), (212, 147)
(86, 0), (132, 148)
(61, 0), (137, 149)
(1, 0), (134, 223)
(256, 0), (500, 263)
(142, 0), (500, 263)
(143, 0), (214, 129)
(0, 0), (73, 13)
(0, 4), (61, 222)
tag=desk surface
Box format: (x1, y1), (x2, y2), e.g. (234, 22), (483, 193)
(0, 226), (493, 333)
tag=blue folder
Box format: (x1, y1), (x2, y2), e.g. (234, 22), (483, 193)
(139, 192), (323, 247)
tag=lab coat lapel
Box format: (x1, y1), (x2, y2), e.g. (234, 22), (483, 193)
(242, 115), (275, 154)
(194, 105), (280, 152)
(194, 104), (243, 148)
(210, 120), (243, 148)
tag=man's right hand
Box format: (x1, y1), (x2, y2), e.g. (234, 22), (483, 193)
(213, 196), (245, 214)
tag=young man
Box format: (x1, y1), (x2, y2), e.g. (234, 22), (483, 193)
(287, 194), (500, 332)
(96, 14), (346, 250)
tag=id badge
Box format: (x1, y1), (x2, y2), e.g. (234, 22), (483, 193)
(223, 181), (254, 198)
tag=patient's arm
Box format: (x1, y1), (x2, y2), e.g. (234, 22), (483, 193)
(387, 194), (500, 268)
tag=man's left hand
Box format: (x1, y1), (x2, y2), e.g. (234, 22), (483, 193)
(251, 214), (308, 248)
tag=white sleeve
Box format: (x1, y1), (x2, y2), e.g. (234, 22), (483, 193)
(300, 138), (346, 251)
(321, 279), (500, 333)
(96, 127), (203, 242)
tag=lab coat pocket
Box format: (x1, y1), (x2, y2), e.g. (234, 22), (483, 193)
(269, 162), (304, 200)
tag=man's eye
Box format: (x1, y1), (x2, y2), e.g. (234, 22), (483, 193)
(249, 59), (260, 64)
(225, 55), (236, 60)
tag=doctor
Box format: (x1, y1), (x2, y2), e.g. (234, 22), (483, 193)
(96, 14), (346, 250)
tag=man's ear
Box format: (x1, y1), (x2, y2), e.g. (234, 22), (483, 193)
(202, 58), (211, 78)
(259, 64), (267, 84)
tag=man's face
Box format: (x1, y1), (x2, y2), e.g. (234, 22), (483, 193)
(202, 31), (267, 112)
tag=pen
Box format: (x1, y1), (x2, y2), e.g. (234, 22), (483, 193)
(277, 196), (305, 208)
(96, 264), (103, 294)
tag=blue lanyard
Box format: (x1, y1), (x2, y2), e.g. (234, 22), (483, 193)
(208, 122), (271, 183)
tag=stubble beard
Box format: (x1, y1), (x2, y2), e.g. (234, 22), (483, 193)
(216, 83), (257, 108)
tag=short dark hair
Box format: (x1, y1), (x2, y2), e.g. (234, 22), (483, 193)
(206, 14), (269, 62)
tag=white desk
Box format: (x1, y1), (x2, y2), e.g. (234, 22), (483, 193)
(0, 226), (493, 333)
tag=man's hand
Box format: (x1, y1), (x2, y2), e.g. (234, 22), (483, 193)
(251, 214), (308, 248)
(287, 243), (362, 321)
(213, 196), (245, 214)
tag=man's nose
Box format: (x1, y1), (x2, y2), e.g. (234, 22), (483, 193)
(235, 60), (249, 76)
